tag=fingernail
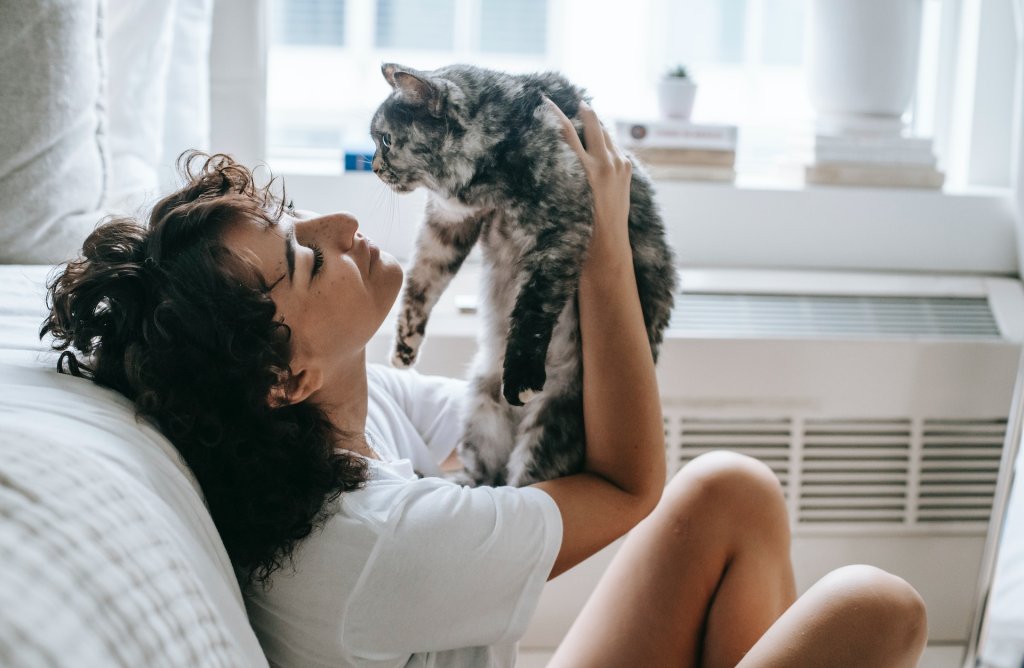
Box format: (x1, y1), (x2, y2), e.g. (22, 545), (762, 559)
(579, 100), (590, 108)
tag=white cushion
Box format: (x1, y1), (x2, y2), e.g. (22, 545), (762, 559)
(0, 1), (107, 263)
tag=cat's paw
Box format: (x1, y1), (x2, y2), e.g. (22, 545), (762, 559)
(391, 338), (418, 368)
(501, 365), (546, 406)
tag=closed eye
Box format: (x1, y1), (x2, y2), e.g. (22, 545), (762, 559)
(310, 244), (324, 279)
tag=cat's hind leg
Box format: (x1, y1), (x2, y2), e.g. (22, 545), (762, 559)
(456, 371), (519, 487)
(505, 312), (586, 486)
(500, 205), (591, 406)
(505, 384), (585, 487)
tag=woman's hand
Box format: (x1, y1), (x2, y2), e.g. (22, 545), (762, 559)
(545, 98), (632, 267)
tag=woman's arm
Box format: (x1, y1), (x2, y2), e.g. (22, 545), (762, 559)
(532, 101), (666, 579)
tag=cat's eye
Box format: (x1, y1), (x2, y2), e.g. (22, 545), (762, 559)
(381, 133), (392, 150)
(285, 199), (297, 215)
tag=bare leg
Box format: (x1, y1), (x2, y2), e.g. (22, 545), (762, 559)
(737, 564), (928, 668)
(548, 451), (927, 668)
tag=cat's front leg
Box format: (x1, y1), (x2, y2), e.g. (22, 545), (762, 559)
(393, 199), (486, 368)
(501, 216), (590, 406)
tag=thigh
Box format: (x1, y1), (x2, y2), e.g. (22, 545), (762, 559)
(546, 459), (735, 668)
(547, 451), (795, 668)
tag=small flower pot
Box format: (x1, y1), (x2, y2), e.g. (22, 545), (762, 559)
(658, 77), (697, 120)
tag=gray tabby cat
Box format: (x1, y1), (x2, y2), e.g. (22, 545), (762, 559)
(370, 63), (676, 487)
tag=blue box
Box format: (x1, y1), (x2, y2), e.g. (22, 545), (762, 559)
(344, 152), (375, 172)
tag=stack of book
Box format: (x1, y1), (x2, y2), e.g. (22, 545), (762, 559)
(805, 122), (944, 189)
(616, 119), (738, 182)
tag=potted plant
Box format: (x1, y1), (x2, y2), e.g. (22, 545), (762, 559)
(658, 65), (697, 120)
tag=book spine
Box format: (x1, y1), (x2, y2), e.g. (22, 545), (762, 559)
(814, 135), (934, 151)
(805, 164), (945, 189)
(617, 121), (738, 151)
(645, 164), (736, 182)
(813, 148), (936, 167)
(632, 147), (736, 167)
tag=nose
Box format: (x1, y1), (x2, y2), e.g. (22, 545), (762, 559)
(296, 212), (359, 251)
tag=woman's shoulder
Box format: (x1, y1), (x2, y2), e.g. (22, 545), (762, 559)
(366, 363), (466, 396)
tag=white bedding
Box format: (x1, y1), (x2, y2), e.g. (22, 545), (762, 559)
(982, 432), (1024, 667)
(0, 265), (267, 666)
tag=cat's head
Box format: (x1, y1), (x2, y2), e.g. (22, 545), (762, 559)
(370, 63), (486, 196)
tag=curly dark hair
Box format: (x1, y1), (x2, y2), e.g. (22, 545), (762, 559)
(40, 151), (369, 589)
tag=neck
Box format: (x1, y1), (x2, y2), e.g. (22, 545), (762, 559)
(313, 350), (376, 458)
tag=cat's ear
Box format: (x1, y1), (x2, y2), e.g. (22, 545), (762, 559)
(381, 62), (403, 88)
(395, 74), (443, 115)
(382, 63), (444, 115)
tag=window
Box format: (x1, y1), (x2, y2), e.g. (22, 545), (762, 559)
(375, 0), (455, 50)
(263, 0), (959, 184)
(266, 0), (817, 174)
(270, 0), (347, 46)
(267, 0), (551, 169)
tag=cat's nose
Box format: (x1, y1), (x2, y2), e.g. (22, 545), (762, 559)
(371, 154), (383, 174)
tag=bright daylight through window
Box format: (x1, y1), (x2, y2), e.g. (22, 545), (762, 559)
(264, 0), (862, 181)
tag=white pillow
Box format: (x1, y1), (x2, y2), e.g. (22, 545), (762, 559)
(0, 0), (107, 263)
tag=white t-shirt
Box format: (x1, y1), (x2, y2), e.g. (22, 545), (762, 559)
(244, 364), (564, 668)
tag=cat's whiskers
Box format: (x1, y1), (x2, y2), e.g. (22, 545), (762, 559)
(369, 180), (400, 250)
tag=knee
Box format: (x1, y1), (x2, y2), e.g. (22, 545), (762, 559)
(658, 450), (790, 542)
(819, 565), (929, 656)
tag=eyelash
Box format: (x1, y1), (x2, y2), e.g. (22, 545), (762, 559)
(310, 244), (324, 277)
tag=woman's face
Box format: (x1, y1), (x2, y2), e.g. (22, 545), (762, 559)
(221, 209), (403, 399)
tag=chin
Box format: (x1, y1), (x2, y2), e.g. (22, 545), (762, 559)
(379, 176), (417, 193)
(377, 251), (404, 289)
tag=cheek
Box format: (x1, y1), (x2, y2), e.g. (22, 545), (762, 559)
(385, 149), (417, 174)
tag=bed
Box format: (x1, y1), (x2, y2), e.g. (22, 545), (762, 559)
(0, 263), (268, 666)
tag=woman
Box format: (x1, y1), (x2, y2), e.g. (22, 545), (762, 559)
(43, 102), (927, 667)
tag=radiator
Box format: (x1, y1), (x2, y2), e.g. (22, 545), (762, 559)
(366, 266), (1024, 658)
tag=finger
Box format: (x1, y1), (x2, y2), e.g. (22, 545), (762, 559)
(601, 124), (619, 157)
(544, 98), (586, 158)
(578, 101), (607, 154)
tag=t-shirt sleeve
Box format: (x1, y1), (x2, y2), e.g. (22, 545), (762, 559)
(341, 480), (562, 658)
(368, 364), (468, 463)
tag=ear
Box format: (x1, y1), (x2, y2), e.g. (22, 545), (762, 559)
(393, 71), (443, 115)
(381, 62), (403, 88)
(267, 366), (324, 408)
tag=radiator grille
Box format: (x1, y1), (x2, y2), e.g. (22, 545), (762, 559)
(917, 419), (1004, 523)
(670, 418), (792, 494)
(799, 420), (911, 524)
(671, 293), (1001, 339)
(663, 413), (1007, 529)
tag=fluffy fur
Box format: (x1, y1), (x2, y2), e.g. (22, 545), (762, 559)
(371, 63), (676, 486)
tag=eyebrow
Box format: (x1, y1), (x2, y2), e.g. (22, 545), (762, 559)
(284, 226), (295, 285)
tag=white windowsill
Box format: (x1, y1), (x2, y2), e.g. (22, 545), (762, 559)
(273, 169), (1020, 276)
